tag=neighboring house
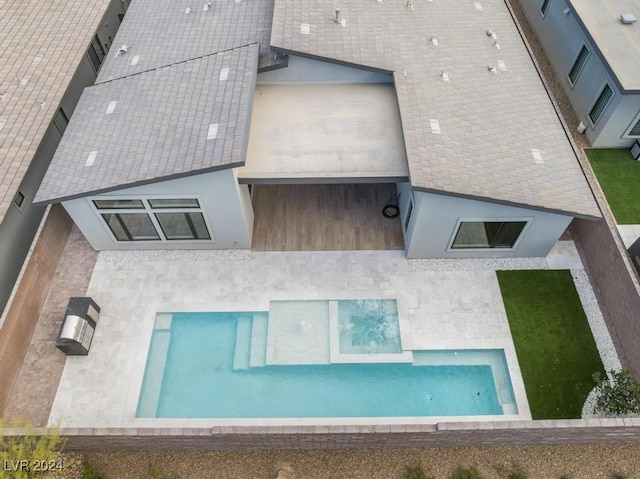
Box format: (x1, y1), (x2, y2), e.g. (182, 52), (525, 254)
(35, 0), (601, 259)
(521, 0), (640, 148)
(0, 0), (128, 312)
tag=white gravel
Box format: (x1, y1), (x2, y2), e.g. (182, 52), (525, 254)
(97, 249), (251, 262)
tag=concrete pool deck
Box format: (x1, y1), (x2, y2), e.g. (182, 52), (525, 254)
(47, 242), (614, 428)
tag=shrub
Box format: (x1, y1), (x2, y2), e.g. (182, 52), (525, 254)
(82, 461), (108, 479)
(450, 466), (484, 479)
(494, 463), (528, 479)
(140, 464), (180, 479)
(0, 421), (64, 479)
(404, 465), (435, 479)
(593, 369), (640, 416)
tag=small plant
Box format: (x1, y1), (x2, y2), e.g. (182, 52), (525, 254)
(450, 466), (484, 479)
(140, 464), (180, 479)
(494, 463), (528, 479)
(0, 420), (64, 479)
(404, 465), (435, 479)
(82, 461), (108, 479)
(610, 474), (628, 479)
(593, 369), (640, 416)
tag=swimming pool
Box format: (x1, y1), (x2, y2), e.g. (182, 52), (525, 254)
(137, 307), (518, 419)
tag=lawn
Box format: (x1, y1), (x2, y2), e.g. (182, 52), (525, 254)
(497, 270), (605, 419)
(586, 148), (640, 224)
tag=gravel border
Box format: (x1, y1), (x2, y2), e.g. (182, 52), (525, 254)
(97, 249), (251, 262)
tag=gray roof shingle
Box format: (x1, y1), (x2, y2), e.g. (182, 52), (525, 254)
(96, 0), (274, 83)
(0, 0), (114, 222)
(271, 0), (601, 219)
(35, 45), (259, 203)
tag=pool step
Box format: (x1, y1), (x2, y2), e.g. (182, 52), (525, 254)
(232, 316), (252, 370)
(249, 313), (268, 368)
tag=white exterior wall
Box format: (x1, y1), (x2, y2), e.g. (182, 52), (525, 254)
(404, 191), (573, 259)
(257, 55), (392, 84)
(521, 0), (640, 147)
(62, 169), (253, 251)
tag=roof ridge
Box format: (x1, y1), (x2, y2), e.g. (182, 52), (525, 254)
(96, 42), (261, 85)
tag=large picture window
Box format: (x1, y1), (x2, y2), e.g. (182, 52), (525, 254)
(451, 221), (527, 249)
(93, 197), (212, 242)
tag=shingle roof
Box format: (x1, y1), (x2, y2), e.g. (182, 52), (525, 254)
(0, 0), (112, 222)
(35, 45), (258, 203)
(35, 0), (273, 203)
(271, 0), (601, 219)
(96, 0), (274, 83)
(570, 0), (640, 91)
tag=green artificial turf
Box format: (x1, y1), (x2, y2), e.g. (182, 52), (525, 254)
(586, 148), (640, 224)
(497, 270), (605, 419)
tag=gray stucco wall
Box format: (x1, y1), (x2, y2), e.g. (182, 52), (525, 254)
(0, 0), (127, 312)
(257, 54), (393, 84)
(62, 169), (253, 251)
(404, 191), (572, 259)
(519, 0), (640, 147)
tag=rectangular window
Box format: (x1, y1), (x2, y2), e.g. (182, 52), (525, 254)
(452, 221), (527, 249)
(53, 108), (69, 134)
(95, 197), (212, 242)
(628, 117), (640, 137)
(101, 213), (160, 241)
(155, 212), (211, 240)
(14, 191), (25, 209)
(568, 45), (589, 85)
(404, 198), (413, 232)
(148, 198), (199, 209)
(540, 0), (551, 16)
(589, 84), (613, 125)
(87, 35), (106, 72)
(93, 199), (144, 209)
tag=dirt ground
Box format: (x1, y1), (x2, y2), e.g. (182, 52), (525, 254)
(74, 443), (640, 479)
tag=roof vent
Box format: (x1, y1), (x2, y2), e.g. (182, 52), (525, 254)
(33, 54), (43, 64)
(301, 23), (310, 35)
(184, 7), (191, 13)
(130, 55), (140, 65)
(85, 151), (98, 167)
(203, 2), (211, 10)
(531, 149), (543, 164)
(105, 101), (117, 114)
(430, 119), (441, 134)
(431, 36), (439, 46)
(620, 13), (637, 24)
(207, 124), (219, 140)
(333, 8), (341, 23)
(474, 2), (482, 11)
(441, 71), (450, 81)
(0, 119), (6, 132)
(117, 45), (128, 56)
(406, 0), (414, 9)
(488, 65), (497, 74)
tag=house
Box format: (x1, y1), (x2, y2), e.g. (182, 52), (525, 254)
(0, 0), (128, 312)
(34, 0), (601, 259)
(520, 0), (640, 148)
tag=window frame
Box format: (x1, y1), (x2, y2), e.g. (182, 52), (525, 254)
(13, 191), (25, 211)
(624, 112), (640, 138)
(588, 83), (614, 126)
(90, 196), (214, 243)
(567, 45), (590, 87)
(53, 107), (69, 134)
(540, 0), (551, 17)
(87, 34), (106, 73)
(447, 218), (532, 251)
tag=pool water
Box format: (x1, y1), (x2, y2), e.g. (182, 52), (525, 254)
(137, 312), (512, 419)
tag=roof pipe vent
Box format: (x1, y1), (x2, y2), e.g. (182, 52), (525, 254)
(333, 8), (341, 23)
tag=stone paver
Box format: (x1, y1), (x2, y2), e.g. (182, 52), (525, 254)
(4, 226), (97, 426)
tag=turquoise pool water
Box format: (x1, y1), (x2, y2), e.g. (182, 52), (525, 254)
(137, 311), (515, 418)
